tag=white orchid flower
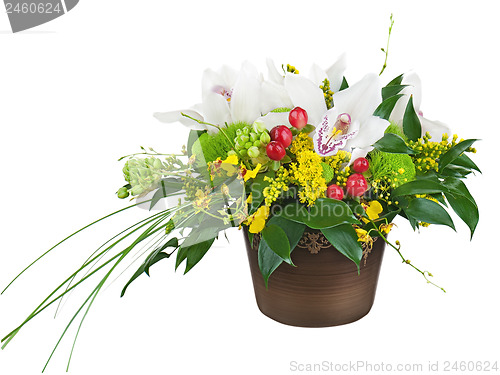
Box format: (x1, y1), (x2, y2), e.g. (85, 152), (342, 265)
(154, 62), (262, 133)
(389, 72), (451, 140)
(257, 55), (347, 131)
(312, 74), (389, 159)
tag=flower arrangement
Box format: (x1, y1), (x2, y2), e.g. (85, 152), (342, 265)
(1, 20), (480, 370)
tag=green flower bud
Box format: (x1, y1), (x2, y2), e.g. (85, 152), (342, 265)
(249, 132), (259, 142)
(239, 149), (248, 157)
(260, 132), (271, 145)
(247, 146), (260, 158)
(117, 187), (129, 199)
(242, 127), (250, 135)
(236, 128), (242, 136)
(227, 150), (237, 157)
(245, 141), (253, 149)
(239, 135), (250, 144)
(252, 120), (266, 133)
(253, 140), (261, 147)
(235, 142), (244, 150)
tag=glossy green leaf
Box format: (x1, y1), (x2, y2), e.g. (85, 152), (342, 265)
(443, 177), (477, 206)
(321, 224), (363, 269)
(444, 192), (479, 239)
(438, 139), (478, 171)
(373, 94), (404, 120)
(182, 237), (216, 274)
(275, 202), (309, 224)
(121, 237), (179, 297)
(339, 76), (349, 91)
(404, 198), (455, 231)
(372, 133), (415, 154)
(261, 225), (292, 264)
(386, 73), (404, 86)
(450, 153), (481, 173)
(402, 96), (421, 141)
(392, 179), (448, 197)
(382, 84), (408, 101)
(257, 216), (305, 287)
(248, 171), (273, 214)
(303, 198), (360, 229)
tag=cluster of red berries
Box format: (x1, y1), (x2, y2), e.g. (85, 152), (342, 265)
(266, 107), (308, 161)
(326, 157), (370, 200)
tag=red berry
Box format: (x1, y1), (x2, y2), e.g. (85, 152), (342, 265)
(352, 157), (370, 173)
(266, 141), (286, 161)
(270, 125), (293, 148)
(346, 173), (368, 197)
(289, 107), (308, 130)
(326, 184), (344, 200)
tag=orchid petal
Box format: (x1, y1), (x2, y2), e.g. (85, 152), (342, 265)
(332, 73), (382, 122)
(153, 109), (206, 130)
(326, 53), (347, 92)
(266, 58), (284, 84)
(260, 81), (293, 115)
(201, 92), (232, 131)
(257, 111), (291, 131)
(230, 70), (262, 124)
(419, 116), (451, 140)
(309, 63), (328, 86)
(285, 73), (327, 125)
(344, 116), (389, 150)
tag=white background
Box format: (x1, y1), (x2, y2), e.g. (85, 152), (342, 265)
(1, 1), (499, 374)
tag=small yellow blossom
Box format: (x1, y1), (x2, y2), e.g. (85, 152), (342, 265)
(247, 206), (270, 233)
(362, 201), (383, 223)
(243, 163), (261, 182)
(355, 228), (374, 250)
(379, 223), (395, 235)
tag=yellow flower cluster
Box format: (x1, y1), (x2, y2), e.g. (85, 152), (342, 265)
(289, 132), (314, 155)
(289, 150), (327, 206)
(322, 150), (352, 187)
(319, 78), (334, 110)
(408, 132), (475, 173)
(263, 167), (291, 206)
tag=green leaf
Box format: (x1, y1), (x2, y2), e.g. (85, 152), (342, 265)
(275, 202), (310, 224)
(257, 216), (306, 287)
(372, 133), (415, 154)
(444, 192), (479, 239)
(121, 237), (179, 297)
(321, 224), (363, 269)
(339, 76), (349, 91)
(392, 179), (448, 197)
(301, 124), (316, 133)
(179, 237), (216, 274)
(402, 96), (421, 141)
(438, 139), (478, 171)
(258, 237), (283, 288)
(373, 94), (404, 120)
(443, 177), (477, 206)
(382, 84), (408, 101)
(261, 225), (292, 264)
(404, 198), (455, 231)
(303, 198), (360, 229)
(386, 73), (404, 86)
(450, 153), (481, 173)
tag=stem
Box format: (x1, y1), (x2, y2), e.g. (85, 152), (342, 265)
(379, 13), (394, 76)
(369, 218), (446, 292)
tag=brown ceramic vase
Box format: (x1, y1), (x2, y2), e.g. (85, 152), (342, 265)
(244, 229), (385, 327)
